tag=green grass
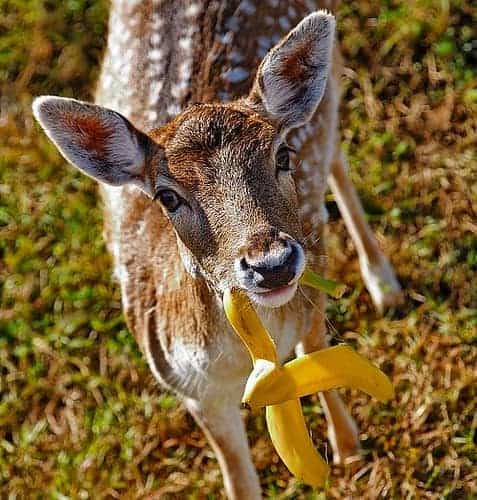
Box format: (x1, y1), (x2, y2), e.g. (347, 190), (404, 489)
(1, 0), (476, 498)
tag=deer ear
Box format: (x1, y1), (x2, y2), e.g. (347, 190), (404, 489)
(247, 11), (335, 132)
(32, 96), (154, 195)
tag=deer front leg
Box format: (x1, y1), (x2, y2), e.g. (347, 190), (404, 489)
(185, 398), (261, 500)
(296, 292), (361, 465)
(329, 150), (402, 313)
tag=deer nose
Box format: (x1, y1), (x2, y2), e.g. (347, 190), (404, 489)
(239, 238), (301, 290)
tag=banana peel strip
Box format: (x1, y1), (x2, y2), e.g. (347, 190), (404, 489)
(266, 399), (329, 488)
(244, 344), (394, 409)
(223, 288), (277, 364)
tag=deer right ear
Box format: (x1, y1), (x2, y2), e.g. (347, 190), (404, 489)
(32, 96), (155, 195)
(247, 11), (335, 133)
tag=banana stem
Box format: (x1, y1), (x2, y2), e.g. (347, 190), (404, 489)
(299, 267), (347, 299)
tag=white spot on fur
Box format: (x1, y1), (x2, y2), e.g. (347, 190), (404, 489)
(279, 16), (292, 31)
(228, 49), (244, 64)
(240, 0), (256, 15)
(167, 103), (181, 116)
(220, 32), (233, 44)
(136, 219), (147, 237)
(151, 11), (163, 30)
(171, 80), (189, 99)
(150, 32), (161, 46)
(223, 67), (249, 83)
(128, 15), (140, 28)
(147, 109), (158, 122)
(148, 81), (164, 105)
(178, 37), (192, 51)
(102, 73), (113, 90)
(185, 3), (200, 18)
(149, 49), (163, 61)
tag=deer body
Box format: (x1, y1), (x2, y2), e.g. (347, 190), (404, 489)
(96, 0), (339, 401)
(33, 1), (401, 497)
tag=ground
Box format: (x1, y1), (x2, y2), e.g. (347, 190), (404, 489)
(0, 0), (476, 498)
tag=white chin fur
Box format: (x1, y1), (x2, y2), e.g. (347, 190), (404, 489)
(248, 282), (298, 308)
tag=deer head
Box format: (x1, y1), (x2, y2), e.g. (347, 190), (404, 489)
(33, 12), (335, 308)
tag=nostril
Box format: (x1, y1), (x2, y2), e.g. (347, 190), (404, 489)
(239, 257), (249, 271)
(249, 246), (298, 289)
(250, 246), (297, 274)
(284, 244), (297, 266)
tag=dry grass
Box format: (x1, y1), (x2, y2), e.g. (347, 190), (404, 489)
(0, 0), (476, 498)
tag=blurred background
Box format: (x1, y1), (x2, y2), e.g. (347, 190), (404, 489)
(0, 0), (475, 498)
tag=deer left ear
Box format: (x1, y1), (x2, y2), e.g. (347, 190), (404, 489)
(32, 96), (155, 195)
(247, 11), (335, 132)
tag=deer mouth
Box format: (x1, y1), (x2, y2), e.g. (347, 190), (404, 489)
(248, 281), (298, 308)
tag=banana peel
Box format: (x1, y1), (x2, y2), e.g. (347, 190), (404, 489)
(223, 288), (277, 364)
(244, 344), (394, 409)
(266, 399), (329, 488)
(223, 288), (330, 484)
(223, 268), (394, 488)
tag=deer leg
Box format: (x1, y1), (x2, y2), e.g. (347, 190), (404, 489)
(329, 150), (402, 313)
(185, 398), (261, 500)
(296, 291), (361, 465)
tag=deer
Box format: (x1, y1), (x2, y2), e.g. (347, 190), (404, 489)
(32, 1), (402, 497)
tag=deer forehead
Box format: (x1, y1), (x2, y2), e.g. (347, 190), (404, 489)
(153, 105), (278, 192)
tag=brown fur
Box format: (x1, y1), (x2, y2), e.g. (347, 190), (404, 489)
(66, 114), (111, 155)
(280, 42), (316, 83)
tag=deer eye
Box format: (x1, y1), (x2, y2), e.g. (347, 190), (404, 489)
(275, 145), (291, 173)
(155, 189), (182, 212)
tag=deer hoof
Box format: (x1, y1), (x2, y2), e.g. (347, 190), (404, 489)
(360, 256), (403, 314)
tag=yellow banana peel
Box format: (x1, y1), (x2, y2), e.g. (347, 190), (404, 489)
(223, 288), (277, 364)
(223, 270), (394, 489)
(243, 344), (394, 409)
(266, 399), (329, 487)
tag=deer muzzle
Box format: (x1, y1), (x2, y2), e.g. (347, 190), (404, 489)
(235, 230), (305, 308)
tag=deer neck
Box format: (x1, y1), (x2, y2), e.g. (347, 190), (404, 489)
(95, 0), (241, 130)
(94, 0), (339, 130)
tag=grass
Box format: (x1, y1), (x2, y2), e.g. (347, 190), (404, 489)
(0, 0), (476, 498)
